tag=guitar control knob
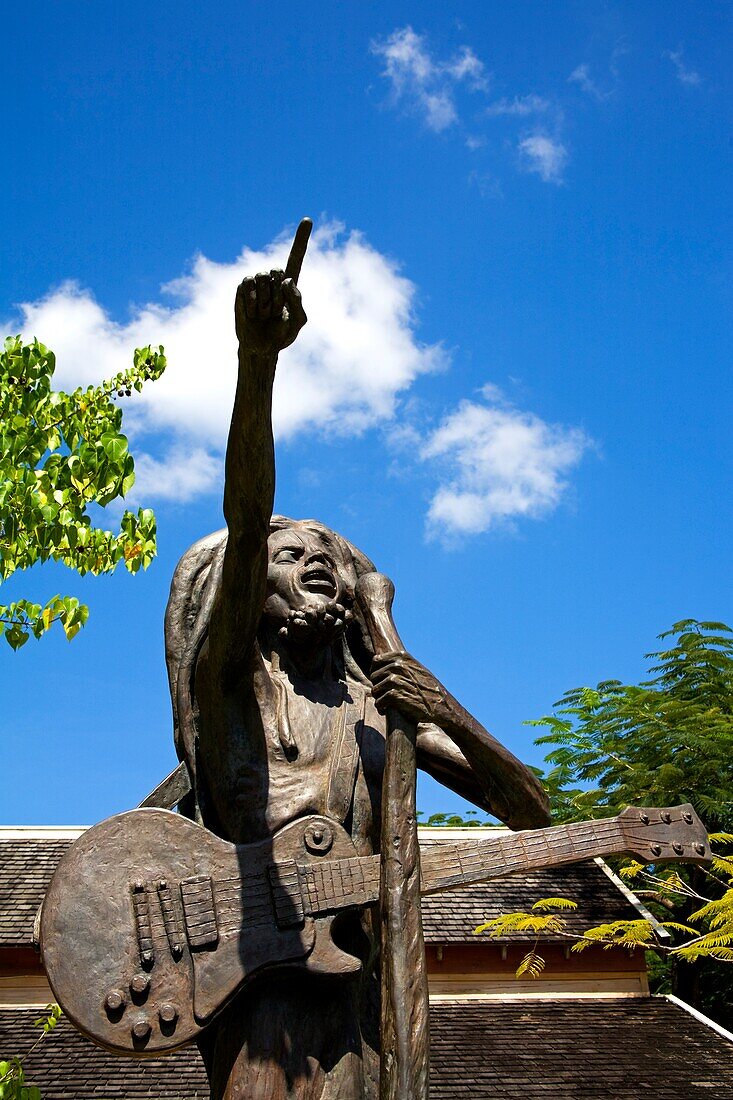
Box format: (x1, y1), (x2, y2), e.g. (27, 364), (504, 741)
(159, 1003), (178, 1026)
(131, 1016), (151, 1041)
(104, 989), (126, 1014)
(130, 974), (150, 998)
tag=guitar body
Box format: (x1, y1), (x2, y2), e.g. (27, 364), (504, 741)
(40, 809), (363, 1056)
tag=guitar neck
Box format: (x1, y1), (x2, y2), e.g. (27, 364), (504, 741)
(298, 817), (626, 917)
(419, 817), (625, 895)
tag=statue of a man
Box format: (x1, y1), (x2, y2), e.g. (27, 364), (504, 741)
(164, 260), (550, 1099)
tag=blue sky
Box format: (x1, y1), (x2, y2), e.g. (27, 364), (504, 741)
(2, 1), (731, 824)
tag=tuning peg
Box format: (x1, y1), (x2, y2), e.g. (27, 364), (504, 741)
(650, 844), (662, 857)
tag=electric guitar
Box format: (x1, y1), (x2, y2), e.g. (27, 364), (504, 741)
(40, 803), (709, 1056)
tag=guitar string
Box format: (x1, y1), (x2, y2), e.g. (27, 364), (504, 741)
(136, 819), (633, 947)
(211, 819), (626, 894)
(131, 816), (692, 956)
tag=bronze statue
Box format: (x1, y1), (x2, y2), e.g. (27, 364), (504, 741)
(38, 222), (714, 1100)
(163, 221), (550, 1098)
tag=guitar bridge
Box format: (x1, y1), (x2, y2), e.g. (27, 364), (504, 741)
(181, 876), (219, 949)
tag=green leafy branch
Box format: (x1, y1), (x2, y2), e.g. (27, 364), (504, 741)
(529, 621), (733, 834)
(0, 336), (165, 647)
(475, 841), (733, 979)
(0, 1005), (61, 1100)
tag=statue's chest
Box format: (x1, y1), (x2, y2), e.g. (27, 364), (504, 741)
(269, 678), (347, 765)
(258, 674), (385, 834)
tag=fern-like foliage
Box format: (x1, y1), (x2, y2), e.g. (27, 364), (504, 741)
(516, 950), (546, 979)
(570, 919), (656, 953)
(532, 897), (578, 912)
(516, 620), (733, 1026)
(475, 847), (733, 989)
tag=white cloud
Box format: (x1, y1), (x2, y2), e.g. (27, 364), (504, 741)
(665, 49), (701, 86)
(445, 45), (489, 90)
(486, 94), (550, 117)
(518, 134), (568, 184)
(370, 29), (579, 186)
(5, 223), (444, 501)
(6, 229), (592, 540)
(371, 26), (488, 132)
(131, 447), (221, 503)
(568, 64), (609, 101)
(421, 391), (590, 539)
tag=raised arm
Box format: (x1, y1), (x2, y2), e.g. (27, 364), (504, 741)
(370, 651), (550, 829)
(207, 223), (310, 683)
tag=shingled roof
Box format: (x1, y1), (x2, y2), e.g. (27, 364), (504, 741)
(0, 837), (78, 946)
(0, 829), (645, 947)
(0, 1009), (207, 1099)
(428, 997), (733, 1099)
(1, 998), (730, 1099)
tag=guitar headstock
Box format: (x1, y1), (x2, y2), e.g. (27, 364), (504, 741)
(618, 804), (711, 865)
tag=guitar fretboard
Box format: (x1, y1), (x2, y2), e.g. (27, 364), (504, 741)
(299, 817), (625, 917)
(419, 818), (623, 895)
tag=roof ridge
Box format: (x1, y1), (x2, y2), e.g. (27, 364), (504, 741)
(0, 827), (87, 840)
(662, 994), (733, 1043)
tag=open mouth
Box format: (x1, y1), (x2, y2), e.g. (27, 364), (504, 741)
(300, 567), (337, 598)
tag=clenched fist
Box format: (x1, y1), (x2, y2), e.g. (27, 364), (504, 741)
(370, 649), (454, 728)
(235, 269), (307, 355)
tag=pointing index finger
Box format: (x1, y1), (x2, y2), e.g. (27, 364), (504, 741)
(284, 218), (313, 286)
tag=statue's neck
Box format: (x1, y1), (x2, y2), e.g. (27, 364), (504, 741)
(262, 631), (342, 685)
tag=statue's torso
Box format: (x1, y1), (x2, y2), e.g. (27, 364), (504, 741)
(195, 642), (386, 850)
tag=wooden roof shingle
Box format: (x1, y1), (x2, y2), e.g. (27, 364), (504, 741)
(1, 998), (730, 1100)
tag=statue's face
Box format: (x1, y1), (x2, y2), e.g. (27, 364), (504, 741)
(263, 527), (347, 624)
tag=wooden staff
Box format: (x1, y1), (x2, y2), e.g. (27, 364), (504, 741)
(356, 572), (430, 1100)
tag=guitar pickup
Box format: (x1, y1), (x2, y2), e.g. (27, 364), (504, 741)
(131, 882), (155, 968)
(181, 876), (219, 949)
(157, 879), (185, 958)
(268, 861), (305, 929)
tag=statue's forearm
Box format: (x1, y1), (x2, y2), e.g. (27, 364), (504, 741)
(208, 347), (278, 682)
(223, 347), (278, 545)
(372, 651), (551, 828)
(434, 700), (550, 828)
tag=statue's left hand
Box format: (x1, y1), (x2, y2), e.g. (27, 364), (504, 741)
(370, 650), (454, 727)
